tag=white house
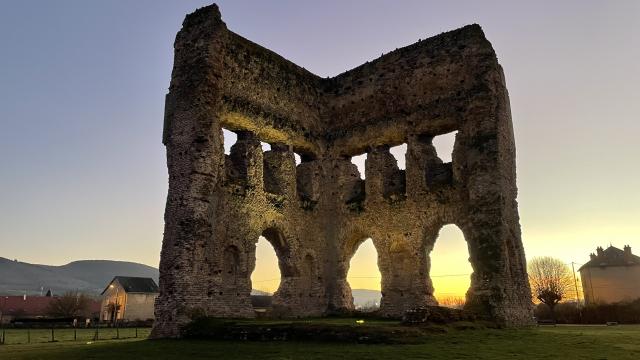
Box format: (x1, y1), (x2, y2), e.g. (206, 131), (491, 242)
(101, 276), (158, 322)
(579, 245), (640, 304)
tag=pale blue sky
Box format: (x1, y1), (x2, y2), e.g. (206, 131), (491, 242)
(1, 1), (638, 273)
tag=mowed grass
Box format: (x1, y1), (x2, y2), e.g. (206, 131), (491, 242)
(1, 325), (639, 360)
(0, 327), (150, 345)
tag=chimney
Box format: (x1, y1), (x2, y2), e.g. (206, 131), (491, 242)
(596, 246), (604, 256)
(624, 245), (632, 262)
(589, 253), (596, 261)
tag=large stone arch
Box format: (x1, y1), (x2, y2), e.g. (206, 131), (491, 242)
(255, 225), (294, 307)
(259, 226), (296, 278)
(422, 222), (473, 306)
(254, 224), (326, 317)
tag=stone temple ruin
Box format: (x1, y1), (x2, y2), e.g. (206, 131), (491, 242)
(152, 4), (533, 338)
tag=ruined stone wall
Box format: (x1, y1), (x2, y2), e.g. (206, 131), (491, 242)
(152, 4), (533, 338)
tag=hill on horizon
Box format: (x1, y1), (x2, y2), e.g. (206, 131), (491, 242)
(0, 257), (383, 306)
(0, 257), (159, 296)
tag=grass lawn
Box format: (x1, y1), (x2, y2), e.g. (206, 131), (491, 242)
(1, 325), (639, 359)
(0, 327), (150, 345)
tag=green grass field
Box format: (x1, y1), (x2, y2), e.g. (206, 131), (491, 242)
(1, 325), (639, 359)
(0, 327), (150, 345)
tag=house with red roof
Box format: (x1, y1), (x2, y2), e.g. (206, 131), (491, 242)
(0, 295), (100, 324)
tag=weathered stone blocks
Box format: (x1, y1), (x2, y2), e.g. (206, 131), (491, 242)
(152, 3), (533, 338)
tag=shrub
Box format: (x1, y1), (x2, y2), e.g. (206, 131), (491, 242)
(534, 298), (640, 324)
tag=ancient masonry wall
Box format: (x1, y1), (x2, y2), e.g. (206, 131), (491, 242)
(152, 4), (533, 338)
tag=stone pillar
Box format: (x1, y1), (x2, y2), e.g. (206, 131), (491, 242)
(334, 158), (363, 204)
(419, 228), (440, 305)
(326, 230), (366, 314)
(263, 143), (296, 198)
(406, 134), (440, 197)
(379, 233), (436, 317)
(296, 160), (321, 208)
(152, 5), (228, 338)
(228, 131), (264, 191)
(365, 145), (405, 201)
(320, 158), (366, 313)
(457, 65), (532, 326)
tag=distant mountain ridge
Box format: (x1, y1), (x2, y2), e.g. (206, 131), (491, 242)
(0, 257), (159, 296)
(0, 257), (383, 306)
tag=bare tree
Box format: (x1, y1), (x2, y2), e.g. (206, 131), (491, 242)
(528, 256), (574, 320)
(106, 302), (122, 322)
(46, 291), (92, 318)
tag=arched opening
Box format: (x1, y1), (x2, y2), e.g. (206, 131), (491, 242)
(250, 236), (281, 295)
(429, 225), (472, 309)
(249, 227), (294, 312)
(346, 238), (382, 311)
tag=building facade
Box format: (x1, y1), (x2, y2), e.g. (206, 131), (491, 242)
(101, 276), (158, 322)
(579, 245), (640, 304)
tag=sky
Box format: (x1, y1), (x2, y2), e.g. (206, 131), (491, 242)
(1, 1), (638, 298)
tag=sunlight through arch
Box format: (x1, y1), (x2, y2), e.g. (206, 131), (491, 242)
(429, 225), (472, 308)
(250, 236), (281, 295)
(347, 238), (382, 310)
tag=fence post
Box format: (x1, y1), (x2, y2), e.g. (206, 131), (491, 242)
(74, 328), (77, 341)
(51, 327), (54, 342)
(28, 329), (30, 344)
(135, 327), (138, 338)
(116, 325), (119, 339)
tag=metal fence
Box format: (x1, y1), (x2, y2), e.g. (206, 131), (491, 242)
(0, 326), (151, 345)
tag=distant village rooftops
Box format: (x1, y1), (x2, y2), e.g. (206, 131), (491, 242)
(1, 295), (55, 317)
(579, 245), (640, 271)
(100, 276), (159, 295)
(0, 295), (101, 323)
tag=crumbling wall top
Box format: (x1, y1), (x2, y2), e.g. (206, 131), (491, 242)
(170, 4), (503, 158)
